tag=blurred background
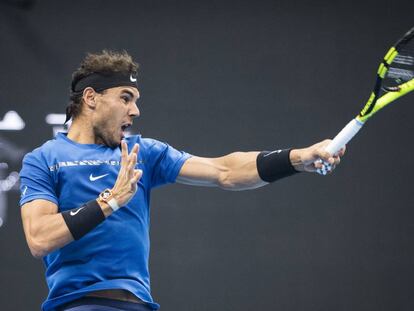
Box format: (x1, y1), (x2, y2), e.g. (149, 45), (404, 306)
(1, 0), (413, 310)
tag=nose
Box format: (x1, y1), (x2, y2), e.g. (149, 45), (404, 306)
(129, 102), (140, 119)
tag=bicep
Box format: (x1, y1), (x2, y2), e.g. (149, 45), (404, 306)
(21, 199), (58, 242)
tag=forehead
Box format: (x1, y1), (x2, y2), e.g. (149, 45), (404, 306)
(105, 86), (140, 98)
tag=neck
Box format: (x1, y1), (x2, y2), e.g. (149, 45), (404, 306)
(67, 115), (96, 144)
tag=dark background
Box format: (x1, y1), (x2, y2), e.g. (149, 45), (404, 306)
(1, 0), (414, 310)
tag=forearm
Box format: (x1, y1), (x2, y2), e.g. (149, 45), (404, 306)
(178, 150), (298, 190)
(223, 148), (305, 190)
(217, 151), (266, 190)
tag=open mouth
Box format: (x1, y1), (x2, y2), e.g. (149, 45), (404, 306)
(121, 123), (132, 138)
(121, 124), (131, 131)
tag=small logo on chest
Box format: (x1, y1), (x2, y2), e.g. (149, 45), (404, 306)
(89, 173), (109, 181)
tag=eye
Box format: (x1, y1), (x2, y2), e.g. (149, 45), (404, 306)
(121, 94), (131, 103)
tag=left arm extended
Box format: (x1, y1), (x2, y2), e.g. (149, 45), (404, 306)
(177, 151), (264, 191)
(176, 140), (345, 191)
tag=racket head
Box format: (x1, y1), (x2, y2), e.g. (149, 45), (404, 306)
(382, 27), (414, 90)
(357, 26), (414, 122)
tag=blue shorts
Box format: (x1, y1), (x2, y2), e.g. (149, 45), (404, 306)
(57, 297), (154, 311)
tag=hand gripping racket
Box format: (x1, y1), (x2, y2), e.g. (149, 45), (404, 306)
(317, 26), (414, 175)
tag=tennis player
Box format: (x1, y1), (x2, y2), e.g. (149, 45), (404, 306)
(19, 50), (344, 311)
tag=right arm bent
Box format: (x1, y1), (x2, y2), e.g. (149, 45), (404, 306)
(21, 199), (75, 258)
(21, 142), (141, 258)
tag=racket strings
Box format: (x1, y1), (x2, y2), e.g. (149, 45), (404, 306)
(384, 41), (414, 88)
(393, 54), (414, 66)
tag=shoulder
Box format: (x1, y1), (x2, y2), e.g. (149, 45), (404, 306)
(125, 135), (168, 154)
(22, 136), (61, 167)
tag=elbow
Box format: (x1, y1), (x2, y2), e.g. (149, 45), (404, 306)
(218, 170), (262, 191)
(28, 240), (49, 259)
(218, 171), (237, 190)
(216, 152), (258, 191)
(27, 241), (45, 259)
(26, 234), (50, 259)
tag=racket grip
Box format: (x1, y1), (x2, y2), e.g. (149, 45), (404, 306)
(325, 118), (363, 155)
(316, 118), (363, 175)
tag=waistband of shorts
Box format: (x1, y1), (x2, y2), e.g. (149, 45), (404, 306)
(57, 297), (154, 311)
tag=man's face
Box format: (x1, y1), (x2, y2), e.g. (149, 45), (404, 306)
(92, 86), (140, 148)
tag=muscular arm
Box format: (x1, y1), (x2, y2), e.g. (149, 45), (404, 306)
(177, 152), (266, 191)
(177, 140), (345, 190)
(21, 142), (141, 258)
(21, 200), (76, 258)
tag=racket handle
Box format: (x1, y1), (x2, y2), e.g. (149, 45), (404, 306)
(316, 118), (363, 175)
(325, 118), (363, 155)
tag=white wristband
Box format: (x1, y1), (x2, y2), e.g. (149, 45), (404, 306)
(107, 198), (120, 211)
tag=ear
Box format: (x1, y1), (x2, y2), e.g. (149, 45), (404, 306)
(82, 87), (97, 110)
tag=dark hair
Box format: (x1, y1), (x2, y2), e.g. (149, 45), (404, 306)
(66, 50), (139, 122)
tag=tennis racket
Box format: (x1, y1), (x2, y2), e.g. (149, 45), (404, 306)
(317, 26), (414, 175)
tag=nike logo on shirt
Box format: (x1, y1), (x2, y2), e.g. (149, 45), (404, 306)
(89, 173), (109, 181)
(70, 207), (84, 216)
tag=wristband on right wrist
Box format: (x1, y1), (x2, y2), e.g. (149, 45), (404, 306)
(62, 199), (106, 240)
(256, 149), (299, 183)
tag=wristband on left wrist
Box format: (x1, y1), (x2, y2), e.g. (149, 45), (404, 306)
(256, 149), (299, 183)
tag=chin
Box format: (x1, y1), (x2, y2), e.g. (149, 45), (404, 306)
(108, 140), (121, 149)
(94, 127), (120, 148)
(102, 136), (121, 149)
